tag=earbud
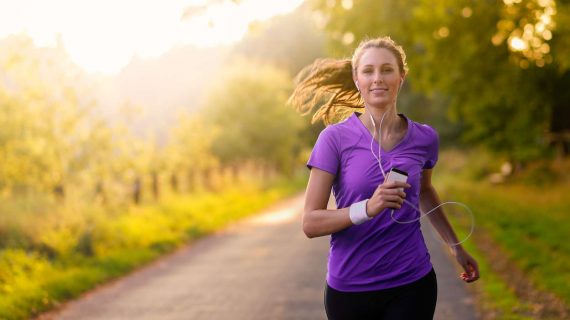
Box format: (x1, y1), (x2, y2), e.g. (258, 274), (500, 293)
(355, 80), (360, 91)
(399, 79), (405, 90)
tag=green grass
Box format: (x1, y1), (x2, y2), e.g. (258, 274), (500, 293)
(434, 150), (570, 318)
(445, 182), (570, 296)
(452, 227), (535, 320)
(0, 174), (307, 320)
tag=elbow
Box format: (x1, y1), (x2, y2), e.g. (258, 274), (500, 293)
(302, 213), (320, 238)
(303, 222), (318, 239)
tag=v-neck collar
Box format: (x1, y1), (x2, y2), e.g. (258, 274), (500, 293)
(351, 112), (412, 153)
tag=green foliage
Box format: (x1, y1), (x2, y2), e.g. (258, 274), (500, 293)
(452, 182), (570, 299)
(0, 35), (144, 202)
(0, 34), (204, 206)
(164, 113), (220, 184)
(0, 32), (316, 203)
(0, 176), (306, 320)
(202, 59), (305, 172)
(454, 241), (534, 319)
(309, 0), (570, 162)
(0, 35), (90, 194)
(0, 18), (318, 320)
(435, 150), (570, 317)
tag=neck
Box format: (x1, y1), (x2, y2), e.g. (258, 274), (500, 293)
(361, 105), (401, 135)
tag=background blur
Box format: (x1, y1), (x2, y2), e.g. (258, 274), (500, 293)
(1, 0), (569, 319)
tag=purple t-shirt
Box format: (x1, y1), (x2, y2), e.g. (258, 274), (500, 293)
(307, 112), (439, 292)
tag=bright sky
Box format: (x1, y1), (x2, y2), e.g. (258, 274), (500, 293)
(0, 0), (305, 74)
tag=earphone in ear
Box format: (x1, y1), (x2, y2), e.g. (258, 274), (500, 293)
(399, 79), (405, 90)
(355, 80), (360, 91)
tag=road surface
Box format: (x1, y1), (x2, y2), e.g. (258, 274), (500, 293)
(40, 194), (478, 320)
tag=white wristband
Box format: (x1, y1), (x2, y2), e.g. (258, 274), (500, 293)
(349, 199), (372, 225)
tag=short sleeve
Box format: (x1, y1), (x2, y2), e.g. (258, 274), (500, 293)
(307, 126), (340, 176)
(422, 126), (440, 169)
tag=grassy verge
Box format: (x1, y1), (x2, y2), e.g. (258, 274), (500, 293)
(434, 150), (570, 319)
(0, 174), (307, 320)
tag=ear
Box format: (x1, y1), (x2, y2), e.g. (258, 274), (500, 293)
(353, 73), (359, 91)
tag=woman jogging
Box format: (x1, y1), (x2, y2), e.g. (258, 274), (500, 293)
(289, 36), (480, 320)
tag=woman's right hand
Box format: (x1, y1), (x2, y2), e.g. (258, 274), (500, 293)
(366, 181), (410, 217)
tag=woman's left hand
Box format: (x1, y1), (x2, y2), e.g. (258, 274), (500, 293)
(452, 246), (480, 283)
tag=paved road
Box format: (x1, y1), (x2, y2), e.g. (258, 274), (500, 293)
(42, 194), (477, 320)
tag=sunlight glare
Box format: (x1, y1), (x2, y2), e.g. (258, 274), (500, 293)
(0, 0), (305, 74)
(509, 36), (527, 51)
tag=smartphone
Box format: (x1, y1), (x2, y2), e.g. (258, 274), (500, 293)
(386, 168), (408, 191)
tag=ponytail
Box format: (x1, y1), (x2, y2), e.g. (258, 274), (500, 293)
(288, 58), (363, 125)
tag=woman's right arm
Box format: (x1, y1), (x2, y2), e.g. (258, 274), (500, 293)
(303, 168), (352, 238)
(303, 168), (408, 238)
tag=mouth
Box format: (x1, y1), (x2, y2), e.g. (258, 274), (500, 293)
(369, 88), (388, 92)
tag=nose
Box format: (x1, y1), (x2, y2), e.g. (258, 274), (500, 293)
(372, 72), (384, 84)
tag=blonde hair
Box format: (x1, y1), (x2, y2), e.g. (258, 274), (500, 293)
(289, 36), (408, 124)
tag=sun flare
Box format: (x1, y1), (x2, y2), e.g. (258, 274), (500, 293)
(0, 0), (304, 74)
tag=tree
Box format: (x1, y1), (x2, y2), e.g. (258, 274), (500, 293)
(0, 34), (144, 204)
(202, 60), (304, 173)
(309, 0), (570, 162)
(0, 35), (102, 196)
(234, 3), (326, 76)
(164, 113), (219, 191)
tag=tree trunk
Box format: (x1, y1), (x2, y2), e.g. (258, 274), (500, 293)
(203, 169), (214, 191)
(187, 170), (196, 192)
(95, 180), (106, 204)
(151, 171), (160, 200)
(53, 184), (65, 201)
(133, 176), (142, 205)
(170, 173), (179, 193)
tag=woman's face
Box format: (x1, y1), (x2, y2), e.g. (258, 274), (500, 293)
(354, 47), (404, 108)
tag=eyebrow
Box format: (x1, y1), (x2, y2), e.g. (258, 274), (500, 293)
(361, 63), (395, 68)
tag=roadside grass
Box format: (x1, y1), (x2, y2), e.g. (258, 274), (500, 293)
(0, 174), (307, 320)
(433, 149), (570, 319)
(448, 218), (535, 320)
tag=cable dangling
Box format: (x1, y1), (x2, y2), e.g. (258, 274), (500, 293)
(368, 112), (475, 246)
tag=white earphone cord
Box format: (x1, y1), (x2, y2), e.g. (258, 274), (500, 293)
(370, 113), (475, 247)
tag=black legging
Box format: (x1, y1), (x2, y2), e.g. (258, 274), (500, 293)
(324, 269), (438, 320)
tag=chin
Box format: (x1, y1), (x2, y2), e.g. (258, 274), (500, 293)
(366, 98), (391, 108)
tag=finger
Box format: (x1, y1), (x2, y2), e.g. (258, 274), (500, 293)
(462, 264), (479, 282)
(383, 188), (407, 198)
(460, 272), (476, 282)
(379, 188), (406, 197)
(388, 181), (411, 189)
(470, 261), (480, 279)
(462, 263), (472, 277)
(384, 200), (403, 209)
(382, 195), (404, 203)
(382, 199), (402, 209)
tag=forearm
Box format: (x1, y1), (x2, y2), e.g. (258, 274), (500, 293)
(420, 185), (462, 251)
(302, 168), (409, 239)
(303, 207), (353, 238)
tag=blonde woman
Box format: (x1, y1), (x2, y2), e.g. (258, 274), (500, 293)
(289, 36), (479, 319)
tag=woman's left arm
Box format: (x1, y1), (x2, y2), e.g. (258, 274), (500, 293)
(419, 169), (480, 283)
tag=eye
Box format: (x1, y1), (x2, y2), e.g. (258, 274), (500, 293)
(382, 68), (394, 74)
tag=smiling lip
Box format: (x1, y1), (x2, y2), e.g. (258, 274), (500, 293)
(370, 88), (388, 92)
